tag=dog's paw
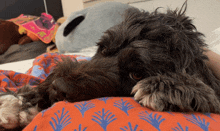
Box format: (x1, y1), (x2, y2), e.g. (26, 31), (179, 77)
(131, 75), (174, 111)
(0, 94), (22, 129)
(131, 74), (220, 113)
(0, 93), (39, 129)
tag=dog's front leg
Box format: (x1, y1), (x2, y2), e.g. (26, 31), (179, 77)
(50, 71), (120, 103)
(40, 58), (120, 107)
(131, 73), (220, 114)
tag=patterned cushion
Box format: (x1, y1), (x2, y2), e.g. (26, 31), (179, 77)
(24, 97), (220, 131)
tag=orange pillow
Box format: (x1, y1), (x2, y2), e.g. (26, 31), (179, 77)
(24, 97), (220, 131)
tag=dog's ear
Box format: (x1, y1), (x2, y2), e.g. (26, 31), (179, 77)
(140, 1), (208, 72)
(95, 7), (148, 57)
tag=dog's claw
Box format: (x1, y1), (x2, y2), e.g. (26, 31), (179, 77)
(139, 95), (150, 107)
(133, 88), (145, 100)
(132, 83), (156, 110)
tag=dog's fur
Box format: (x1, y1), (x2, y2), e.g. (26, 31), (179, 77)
(1, 2), (220, 130)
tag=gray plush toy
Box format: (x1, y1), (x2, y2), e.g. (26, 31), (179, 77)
(55, 2), (135, 54)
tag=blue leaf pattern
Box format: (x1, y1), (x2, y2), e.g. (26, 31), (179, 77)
(75, 101), (95, 117)
(28, 78), (41, 85)
(1, 70), (10, 76)
(33, 125), (37, 131)
(139, 110), (165, 131)
(184, 114), (210, 131)
(31, 65), (46, 78)
(43, 53), (49, 58)
(0, 88), (4, 92)
(92, 108), (117, 131)
(76, 56), (92, 61)
(120, 122), (143, 131)
(14, 78), (25, 86)
(204, 113), (216, 122)
(114, 99), (134, 116)
(74, 124), (87, 131)
(167, 112), (175, 116)
(49, 108), (72, 131)
(13, 72), (21, 78)
(2, 78), (16, 87)
(172, 122), (188, 131)
(98, 97), (112, 104)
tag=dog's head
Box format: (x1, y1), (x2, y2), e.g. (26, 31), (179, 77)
(93, 3), (209, 93)
(95, 3), (207, 68)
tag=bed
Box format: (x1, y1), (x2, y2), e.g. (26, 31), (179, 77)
(1, 52), (220, 131)
(0, 0), (220, 131)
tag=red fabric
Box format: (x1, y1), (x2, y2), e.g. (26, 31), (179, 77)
(0, 53), (89, 92)
(0, 53), (219, 131)
(24, 97), (220, 131)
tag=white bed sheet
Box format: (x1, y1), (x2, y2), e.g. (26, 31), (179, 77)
(0, 46), (97, 74)
(0, 59), (35, 74)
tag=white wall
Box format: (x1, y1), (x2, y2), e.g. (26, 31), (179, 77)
(61, 0), (84, 17)
(131, 0), (220, 39)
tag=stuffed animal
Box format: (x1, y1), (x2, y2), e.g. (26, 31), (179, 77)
(18, 26), (40, 42)
(0, 19), (35, 55)
(55, 2), (133, 53)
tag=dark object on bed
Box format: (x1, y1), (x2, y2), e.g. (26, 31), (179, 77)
(0, 19), (35, 55)
(0, 19), (52, 64)
(0, 0), (63, 20)
(1, 1), (220, 130)
(0, 19), (21, 55)
(0, 0), (62, 64)
(0, 41), (52, 64)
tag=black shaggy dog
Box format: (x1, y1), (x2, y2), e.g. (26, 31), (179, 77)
(1, 2), (220, 130)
